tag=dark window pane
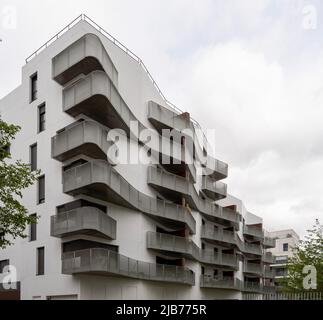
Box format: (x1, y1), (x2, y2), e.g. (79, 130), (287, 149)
(30, 214), (37, 242)
(30, 73), (38, 102)
(0, 260), (9, 273)
(38, 176), (45, 204)
(283, 243), (288, 252)
(37, 247), (44, 275)
(30, 144), (37, 171)
(38, 104), (46, 132)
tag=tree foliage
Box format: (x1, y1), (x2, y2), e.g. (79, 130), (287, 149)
(0, 118), (40, 248)
(280, 220), (323, 292)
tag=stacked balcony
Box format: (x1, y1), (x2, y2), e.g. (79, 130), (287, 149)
(200, 275), (242, 290)
(263, 236), (276, 248)
(63, 160), (196, 233)
(201, 225), (236, 246)
(263, 252), (275, 264)
(148, 101), (228, 181)
(51, 120), (113, 162)
(243, 225), (264, 239)
(52, 33), (118, 87)
(201, 175), (227, 201)
(51, 207), (116, 240)
(148, 166), (240, 226)
(243, 262), (263, 276)
(147, 232), (238, 268)
(147, 232), (200, 260)
(62, 248), (195, 285)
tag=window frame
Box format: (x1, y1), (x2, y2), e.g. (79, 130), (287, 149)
(30, 143), (37, 172)
(38, 103), (46, 133)
(30, 72), (38, 103)
(37, 175), (45, 205)
(36, 247), (45, 276)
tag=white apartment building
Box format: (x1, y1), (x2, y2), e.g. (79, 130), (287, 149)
(0, 15), (276, 300)
(266, 229), (300, 288)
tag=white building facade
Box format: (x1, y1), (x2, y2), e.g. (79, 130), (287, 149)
(0, 16), (276, 300)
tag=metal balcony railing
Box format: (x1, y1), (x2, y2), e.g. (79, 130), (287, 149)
(263, 252), (275, 264)
(62, 248), (195, 285)
(52, 33), (118, 87)
(147, 232), (238, 268)
(200, 275), (242, 290)
(148, 166), (240, 225)
(201, 225), (236, 245)
(243, 225), (264, 238)
(63, 160), (196, 233)
(244, 262), (263, 275)
(50, 206), (116, 240)
(200, 249), (238, 269)
(147, 232), (200, 260)
(148, 101), (228, 180)
(263, 236), (276, 248)
(201, 175), (227, 200)
(51, 120), (113, 161)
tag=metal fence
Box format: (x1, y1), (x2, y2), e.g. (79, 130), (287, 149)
(243, 292), (322, 300)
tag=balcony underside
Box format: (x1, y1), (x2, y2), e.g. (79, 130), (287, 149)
(65, 94), (129, 135)
(51, 207), (116, 240)
(54, 57), (104, 85)
(201, 188), (226, 201)
(52, 33), (118, 87)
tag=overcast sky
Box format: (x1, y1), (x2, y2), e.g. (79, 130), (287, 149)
(0, 0), (322, 238)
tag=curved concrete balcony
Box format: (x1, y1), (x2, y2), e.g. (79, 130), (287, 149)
(243, 262), (263, 276)
(63, 70), (144, 135)
(264, 267), (275, 279)
(52, 33), (118, 87)
(263, 236), (276, 248)
(242, 241), (262, 256)
(147, 232), (238, 268)
(148, 166), (240, 225)
(52, 120), (113, 162)
(200, 250), (238, 269)
(148, 101), (228, 181)
(201, 175), (227, 201)
(263, 252), (275, 264)
(201, 225), (236, 246)
(243, 225), (264, 239)
(147, 232), (200, 260)
(63, 160), (196, 233)
(200, 275), (242, 290)
(62, 248), (195, 285)
(50, 207), (116, 240)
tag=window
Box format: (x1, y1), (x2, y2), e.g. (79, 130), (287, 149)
(30, 73), (38, 102)
(38, 103), (46, 132)
(29, 214), (37, 242)
(283, 243), (289, 252)
(201, 266), (205, 275)
(36, 247), (45, 276)
(0, 260), (9, 273)
(38, 175), (45, 204)
(213, 270), (218, 278)
(30, 143), (37, 171)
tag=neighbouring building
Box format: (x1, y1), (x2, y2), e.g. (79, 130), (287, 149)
(266, 229), (300, 289)
(0, 15), (276, 300)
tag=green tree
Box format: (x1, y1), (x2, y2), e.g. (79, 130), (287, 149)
(0, 117), (40, 248)
(280, 220), (323, 292)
